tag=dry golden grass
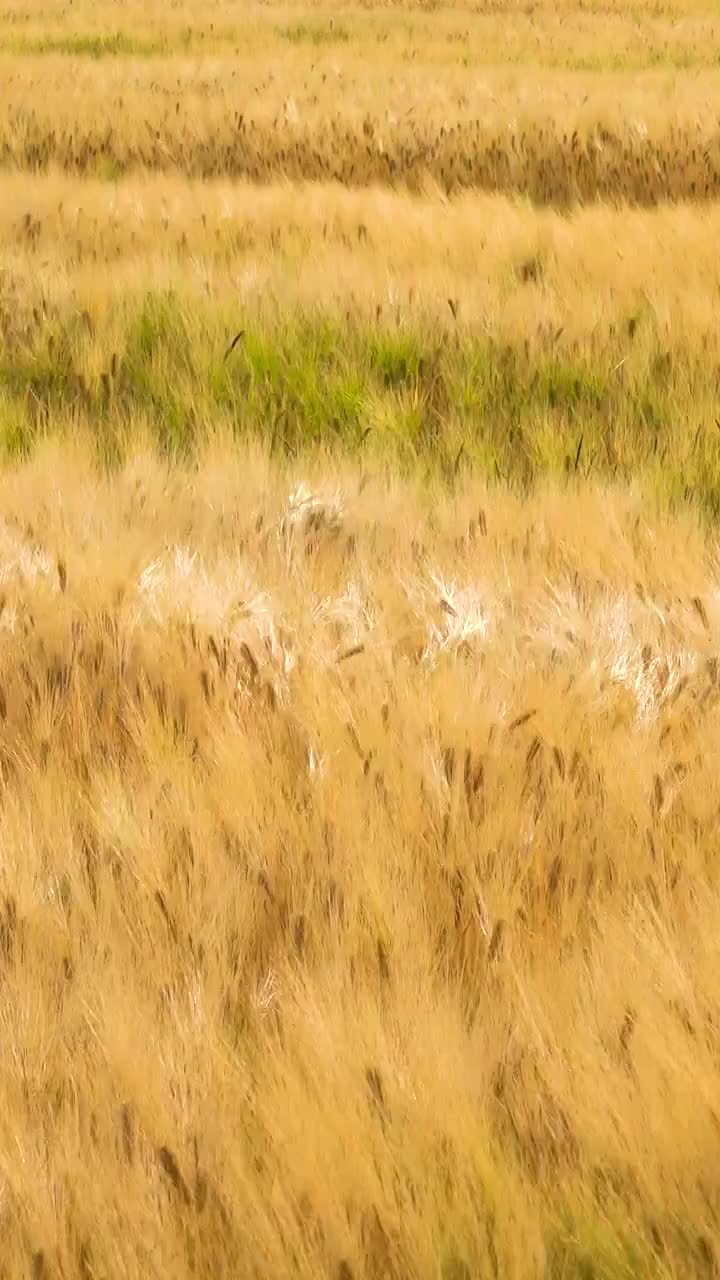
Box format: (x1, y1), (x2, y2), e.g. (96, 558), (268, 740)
(2, 0), (720, 1273)
(3, 0), (720, 201)
(5, 169), (720, 342)
(3, 59), (720, 201)
(1, 0), (718, 61)
(2, 437), (720, 1278)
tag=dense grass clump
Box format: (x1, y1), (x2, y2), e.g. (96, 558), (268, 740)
(2, 292), (720, 513)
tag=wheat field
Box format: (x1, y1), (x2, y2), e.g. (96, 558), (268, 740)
(2, 0), (720, 1277)
(4, 441), (720, 1280)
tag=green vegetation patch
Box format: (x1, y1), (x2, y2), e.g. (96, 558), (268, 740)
(0, 31), (169, 57)
(276, 21), (351, 45)
(1, 291), (719, 514)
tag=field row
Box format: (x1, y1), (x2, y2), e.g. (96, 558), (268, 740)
(4, 170), (717, 302)
(6, 115), (720, 203)
(3, 295), (720, 512)
(0, 175), (719, 508)
(1, 440), (720, 1277)
(7, 300), (720, 496)
(0, 0), (718, 67)
(2, 52), (720, 200)
(6, 172), (720, 308)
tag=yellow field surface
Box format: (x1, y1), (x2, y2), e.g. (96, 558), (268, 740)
(2, 442), (720, 1277)
(3, 168), (720, 322)
(2, 0), (720, 200)
(2, 0), (720, 1275)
